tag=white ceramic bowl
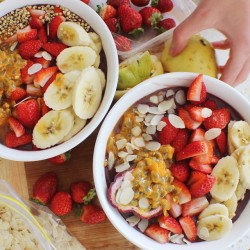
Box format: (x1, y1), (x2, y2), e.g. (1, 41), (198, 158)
(0, 0), (118, 161)
(94, 72), (250, 250)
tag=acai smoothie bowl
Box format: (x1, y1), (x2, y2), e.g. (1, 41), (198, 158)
(0, 0), (118, 161)
(93, 72), (250, 250)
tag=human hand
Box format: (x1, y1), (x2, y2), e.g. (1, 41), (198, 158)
(169, 0), (250, 86)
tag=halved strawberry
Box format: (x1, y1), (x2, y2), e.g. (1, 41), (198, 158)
(187, 171), (206, 186)
(145, 223), (169, 243)
(97, 4), (118, 21)
(42, 42), (67, 57)
(179, 216), (197, 242)
(211, 154), (219, 164)
(186, 105), (206, 122)
(49, 15), (65, 39)
(182, 196), (209, 217)
(189, 128), (205, 142)
(33, 57), (51, 68)
(8, 117), (25, 137)
(215, 130), (227, 155)
(203, 108), (231, 130)
(202, 99), (217, 110)
(18, 39), (43, 59)
(8, 87), (27, 102)
(172, 179), (191, 204)
(17, 28), (37, 43)
(29, 16), (43, 29)
(26, 84), (43, 97)
(171, 128), (189, 153)
(189, 158), (213, 174)
(5, 131), (32, 148)
(191, 140), (213, 164)
(41, 72), (58, 93)
(187, 74), (207, 104)
(29, 9), (46, 18)
(178, 108), (201, 130)
(169, 161), (190, 183)
(190, 174), (216, 198)
(37, 97), (50, 116)
(166, 194), (182, 218)
(21, 60), (35, 84)
(38, 27), (48, 43)
(158, 215), (182, 234)
(34, 66), (58, 88)
(158, 116), (179, 145)
(175, 140), (208, 161)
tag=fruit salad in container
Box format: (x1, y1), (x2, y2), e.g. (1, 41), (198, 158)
(104, 74), (250, 245)
(93, 0), (196, 58)
(0, 4), (107, 150)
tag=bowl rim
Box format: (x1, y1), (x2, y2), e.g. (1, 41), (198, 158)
(0, 0), (119, 161)
(93, 72), (250, 250)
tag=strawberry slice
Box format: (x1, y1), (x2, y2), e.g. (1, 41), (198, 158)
(182, 196), (209, 217)
(29, 9), (46, 18)
(187, 74), (207, 104)
(42, 42), (67, 57)
(158, 116), (179, 145)
(21, 60), (35, 84)
(169, 161), (190, 182)
(190, 174), (216, 198)
(215, 130), (227, 155)
(145, 223), (169, 243)
(179, 216), (197, 242)
(33, 57), (51, 68)
(8, 87), (27, 102)
(49, 15), (65, 39)
(192, 140), (214, 164)
(189, 158), (213, 174)
(41, 72), (58, 93)
(178, 108), (201, 130)
(171, 128), (189, 153)
(5, 131), (32, 148)
(175, 140), (208, 161)
(18, 39), (43, 59)
(26, 84), (43, 97)
(158, 215), (182, 234)
(8, 117), (25, 137)
(189, 128), (205, 142)
(172, 179), (191, 204)
(37, 97), (50, 116)
(211, 154), (219, 164)
(29, 16), (43, 29)
(166, 194), (182, 218)
(34, 66), (58, 88)
(38, 27), (48, 43)
(114, 35), (132, 52)
(17, 28), (37, 43)
(187, 170), (206, 186)
(186, 105), (206, 122)
(203, 108), (231, 130)
(202, 99), (217, 110)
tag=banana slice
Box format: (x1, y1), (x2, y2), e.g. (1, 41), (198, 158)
(235, 181), (247, 201)
(210, 156), (239, 202)
(231, 146), (246, 161)
(89, 32), (102, 54)
(59, 109), (87, 143)
(57, 46), (97, 73)
(230, 121), (250, 149)
(95, 68), (106, 90)
(57, 22), (92, 47)
(197, 215), (232, 241)
(228, 121), (236, 154)
(72, 66), (102, 119)
(223, 193), (237, 219)
(237, 144), (250, 189)
(33, 109), (74, 149)
(93, 54), (100, 68)
(44, 71), (80, 110)
(198, 203), (229, 220)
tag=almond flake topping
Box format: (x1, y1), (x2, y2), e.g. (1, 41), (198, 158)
(169, 114), (185, 128)
(146, 125), (156, 135)
(142, 133), (153, 141)
(150, 114), (164, 126)
(10, 41), (18, 51)
(126, 215), (140, 227)
(126, 154), (137, 162)
(115, 162), (130, 173)
(118, 151), (128, 158)
(201, 107), (212, 118)
(108, 151), (115, 170)
(42, 51), (52, 61)
(137, 104), (149, 114)
(149, 95), (159, 104)
(157, 121), (167, 131)
(119, 187), (134, 205)
(175, 89), (186, 105)
(116, 138), (127, 150)
(205, 128), (221, 140)
(138, 219), (149, 232)
(132, 137), (145, 148)
(148, 106), (165, 115)
(131, 126), (142, 137)
(145, 141), (161, 151)
(34, 51), (43, 58)
(166, 89), (175, 97)
(28, 63), (42, 75)
(158, 99), (173, 113)
(145, 113), (155, 123)
(139, 197), (149, 209)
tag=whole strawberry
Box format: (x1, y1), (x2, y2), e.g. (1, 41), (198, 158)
(105, 18), (120, 33)
(14, 99), (41, 128)
(139, 6), (163, 27)
(32, 172), (58, 205)
(151, 0), (174, 13)
(131, 0), (150, 7)
(156, 18), (176, 33)
(80, 204), (106, 224)
(48, 150), (71, 164)
(50, 191), (73, 216)
(118, 5), (144, 35)
(97, 4), (117, 21)
(70, 181), (96, 204)
(107, 0), (130, 8)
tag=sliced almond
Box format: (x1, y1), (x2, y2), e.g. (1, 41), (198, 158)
(28, 63), (42, 75)
(124, 171), (134, 181)
(157, 121), (167, 131)
(135, 116), (144, 123)
(108, 151), (115, 170)
(169, 114), (185, 128)
(126, 154), (137, 162)
(115, 188), (122, 204)
(139, 197), (149, 209)
(138, 219), (149, 232)
(145, 113), (155, 123)
(10, 41), (18, 51)
(118, 151), (128, 158)
(158, 94), (164, 103)
(137, 104), (149, 115)
(183, 238), (191, 245)
(175, 89), (186, 105)
(42, 51), (52, 61)
(126, 143), (134, 154)
(34, 51), (43, 58)
(170, 234), (184, 244)
(116, 138), (127, 150)
(166, 89), (175, 98)
(115, 162), (130, 173)
(119, 187), (134, 205)
(146, 125), (156, 135)
(132, 137), (145, 148)
(142, 133), (153, 141)
(168, 107), (175, 114)
(148, 106), (165, 115)
(204, 128), (221, 140)
(201, 107), (212, 118)
(150, 114), (164, 126)
(126, 215), (140, 227)
(158, 99), (173, 113)
(131, 126), (142, 137)
(145, 141), (161, 151)
(149, 95), (159, 104)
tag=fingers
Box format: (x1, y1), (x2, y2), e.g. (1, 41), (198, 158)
(211, 39), (230, 50)
(234, 58), (250, 85)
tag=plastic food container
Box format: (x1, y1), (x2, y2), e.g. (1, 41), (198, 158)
(90, 0), (196, 59)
